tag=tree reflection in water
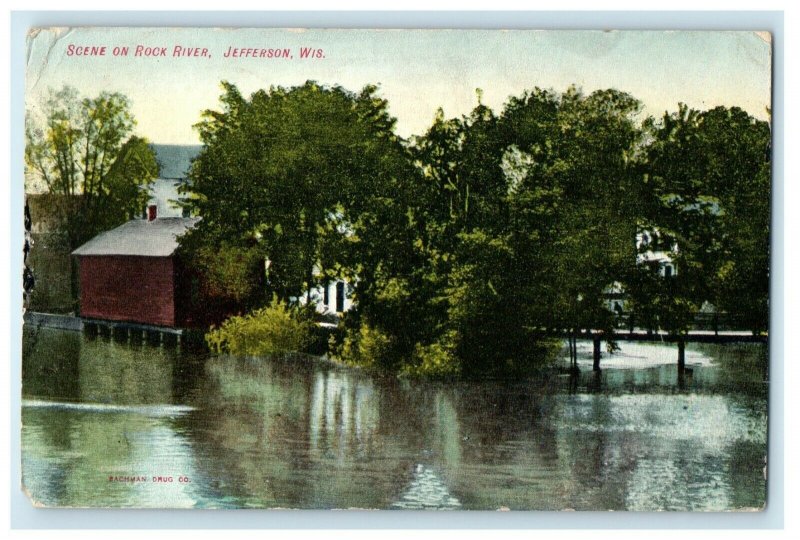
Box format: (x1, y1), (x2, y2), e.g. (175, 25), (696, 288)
(22, 327), (768, 510)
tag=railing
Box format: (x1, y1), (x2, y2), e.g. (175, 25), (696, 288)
(612, 312), (763, 335)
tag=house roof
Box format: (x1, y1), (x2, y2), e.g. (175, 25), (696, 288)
(150, 144), (202, 179)
(72, 217), (200, 257)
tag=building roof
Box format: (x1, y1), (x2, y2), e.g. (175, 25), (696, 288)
(72, 217), (200, 257)
(150, 144), (202, 179)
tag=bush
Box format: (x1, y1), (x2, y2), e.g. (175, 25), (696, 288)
(334, 323), (395, 370)
(401, 340), (461, 379)
(331, 319), (559, 379)
(205, 297), (312, 357)
(335, 322), (461, 378)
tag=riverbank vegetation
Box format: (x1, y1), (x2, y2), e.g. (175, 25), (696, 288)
(205, 297), (312, 357)
(182, 81), (769, 377)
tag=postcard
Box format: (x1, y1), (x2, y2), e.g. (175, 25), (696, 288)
(21, 27), (771, 510)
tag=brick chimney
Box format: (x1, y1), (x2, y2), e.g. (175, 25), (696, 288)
(147, 204), (158, 222)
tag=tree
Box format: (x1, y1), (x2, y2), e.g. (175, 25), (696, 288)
(488, 87), (646, 368)
(408, 96), (535, 375)
(183, 80), (770, 374)
(25, 86), (158, 309)
(25, 86), (158, 248)
(396, 87), (647, 375)
(643, 105), (771, 333)
(181, 80), (415, 316)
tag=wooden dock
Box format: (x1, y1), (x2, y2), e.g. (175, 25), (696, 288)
(81, 318), (185, 345)
(24, 311), (190, 346)
(23, 311), (82, 332)
(574, 329), (767, 344)
(553, 329), (768, 372)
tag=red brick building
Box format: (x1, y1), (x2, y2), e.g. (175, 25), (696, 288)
(72, 210), (201, 328)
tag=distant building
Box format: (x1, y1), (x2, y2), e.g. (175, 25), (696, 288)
(286, 260), (354, 316)
(25, 193), (82, 313)
(72, 207), (201, 328)
(603, 228), (679, 315)
(147, 144), (202, 218)
(636, 229), (678, 278)
(293, 211), (356, 316)
(301, 279), (355, 315)
(603, 281), (627, 314)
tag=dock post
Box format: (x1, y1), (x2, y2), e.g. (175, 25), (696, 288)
(592, 335), (602, 371)
(84, 322), (98, 338)
(678, 339), (686, 371)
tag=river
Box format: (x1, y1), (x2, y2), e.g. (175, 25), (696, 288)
(21, 325), (768, 510)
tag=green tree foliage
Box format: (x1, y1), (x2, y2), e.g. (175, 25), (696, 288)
(643, 105), (771, 332)
(334, 323), (395, 371)
(500, 87), (645, 331)
(188, 80), (770, 374)
(181, 81), (415, 312)
(101, 136), (161, 230)
(191, 240), (266, 308)
(401, 87), (645, 375)
(25, 86), (158, 249)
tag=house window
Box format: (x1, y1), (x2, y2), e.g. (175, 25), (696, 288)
(323, 281), (330, 307)
(336, 282), (345, 313)
(664, 264), (673, 278)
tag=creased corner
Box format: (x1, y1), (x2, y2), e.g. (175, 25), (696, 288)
(21, 479), (47, 508)
(754, 31), (772, 45)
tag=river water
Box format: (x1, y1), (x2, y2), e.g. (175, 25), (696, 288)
(21, 326), (768, 510)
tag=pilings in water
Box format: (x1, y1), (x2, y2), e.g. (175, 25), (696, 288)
(556, 328), (762, 381)
(81, 319), (183, 348)
(567, 332), (580, 374)
(111, 325), (128, 341)
(592, 335), (602, 371)
(593, 334), (687, 372)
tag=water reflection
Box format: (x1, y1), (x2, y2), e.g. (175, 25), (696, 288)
(22, 326), (208, 508)
(22, 326), (768, 510)
(392, 464), (461, 510)
(184, 358), (426, 508)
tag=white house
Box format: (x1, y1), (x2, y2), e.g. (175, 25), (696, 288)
(146, 144), (202, 218)
(297, 210), (357, 316)
(635, 228), (678, 278)
(285, 258), (354, 316)
(603, 281), (627, 314)
(603, 227), (679, 314)
(302, 278), (355, 315)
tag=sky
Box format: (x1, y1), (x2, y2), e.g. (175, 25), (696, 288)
(25, 27), (772, 145)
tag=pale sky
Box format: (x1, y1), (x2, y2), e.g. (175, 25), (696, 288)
(25, 28), (772, 145)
